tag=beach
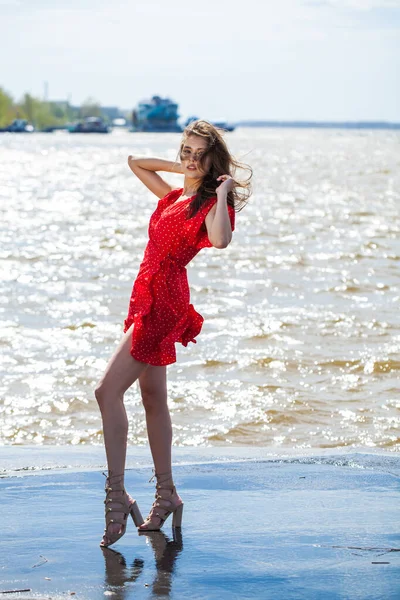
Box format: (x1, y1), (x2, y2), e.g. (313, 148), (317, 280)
(2, 0), (399, 594)
(2, 446), (400, 599)
(1, 127), (399, 598)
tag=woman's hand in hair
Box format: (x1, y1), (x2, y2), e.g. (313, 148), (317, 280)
(216, 174), (236, 196)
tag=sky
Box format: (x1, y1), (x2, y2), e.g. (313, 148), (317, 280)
(1, 0), (399, 122)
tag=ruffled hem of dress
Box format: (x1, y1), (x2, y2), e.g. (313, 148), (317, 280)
(123, 302), (204, 367)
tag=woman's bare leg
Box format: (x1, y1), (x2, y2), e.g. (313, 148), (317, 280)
(138, 365), (182, 530)
(139, 365), (172, 476)
(95, 324), (148, 541)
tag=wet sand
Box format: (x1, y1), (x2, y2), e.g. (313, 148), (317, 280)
(1, 446), (399, 599)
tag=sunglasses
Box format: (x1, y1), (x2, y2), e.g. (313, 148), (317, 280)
(179, 147), (208, 162)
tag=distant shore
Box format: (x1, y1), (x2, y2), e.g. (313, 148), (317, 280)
(237, 120), (400, 130)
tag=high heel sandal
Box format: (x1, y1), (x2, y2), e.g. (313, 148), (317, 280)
(138, 470), (184, 532)
(100, 472), (144, 547)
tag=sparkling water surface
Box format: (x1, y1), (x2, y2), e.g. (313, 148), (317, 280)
(0, 128), (399, 449)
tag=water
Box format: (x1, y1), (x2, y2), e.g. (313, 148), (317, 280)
(0, 128), (399, 450)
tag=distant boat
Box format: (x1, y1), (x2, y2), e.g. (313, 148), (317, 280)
(0, 119), (35, 133)
(212, 121), (235, 132)
(68, 117), (110, 133)
(184, 116), (235, 132)
(131, 96), (182, 132)
(40, 125), (68, 133)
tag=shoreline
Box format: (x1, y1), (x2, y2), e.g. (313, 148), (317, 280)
(2, 445), (399, 479)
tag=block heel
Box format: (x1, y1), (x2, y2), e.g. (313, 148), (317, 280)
(172, 503), (183, 528)
(138, 470), (184, 532)
(130, 500), (144, 527)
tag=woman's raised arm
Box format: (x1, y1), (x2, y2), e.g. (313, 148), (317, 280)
(204, 175), (235, 249)
(128, 156), (183, 199)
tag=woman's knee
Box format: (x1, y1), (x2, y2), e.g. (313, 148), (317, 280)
(95, 382), (106, 410)
(95, 381), (122, 411)
(141, 387), (167, 414)
(139, 365), (167, 414)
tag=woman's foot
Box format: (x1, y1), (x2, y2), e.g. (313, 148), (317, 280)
(138, 471), (184, 532)
(100, 472), (144, 547)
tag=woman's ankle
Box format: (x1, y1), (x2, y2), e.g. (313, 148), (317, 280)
(104, 470), (126, 491)
(155, 471), (174, 487)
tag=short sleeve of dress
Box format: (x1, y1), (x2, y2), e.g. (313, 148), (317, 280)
(195, 200), (236, 250)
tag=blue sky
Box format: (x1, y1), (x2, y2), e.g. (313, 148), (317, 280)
(1, 0), (399, 121)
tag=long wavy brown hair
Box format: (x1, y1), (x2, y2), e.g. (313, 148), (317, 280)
(178, 120), (252, 219)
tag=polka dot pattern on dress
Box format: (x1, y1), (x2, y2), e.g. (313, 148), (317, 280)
(123, 187), (235, 366)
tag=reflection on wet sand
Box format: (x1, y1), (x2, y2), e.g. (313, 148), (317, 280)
(101, 528), (183, 599)
(101, 547), (144, 599)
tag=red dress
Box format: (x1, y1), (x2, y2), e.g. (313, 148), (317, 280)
(123, 188), (235, 366)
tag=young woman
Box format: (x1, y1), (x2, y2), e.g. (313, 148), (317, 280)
(95, 119), (251, 547)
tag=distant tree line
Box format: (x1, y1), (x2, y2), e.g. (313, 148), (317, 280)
(0, 87), (104, 129)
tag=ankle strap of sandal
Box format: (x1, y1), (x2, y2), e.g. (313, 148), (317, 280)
(102, 471), (125, 491)
(148, 469), (172, 484)
(102, 471), (125, 479)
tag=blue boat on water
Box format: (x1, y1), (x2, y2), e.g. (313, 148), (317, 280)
(67, 117), (110, 133)
(0, 119), (35, 133)
(131, 96), (182, 132)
